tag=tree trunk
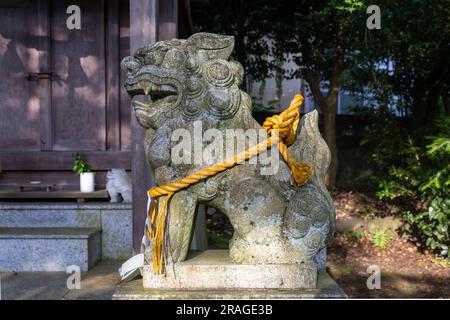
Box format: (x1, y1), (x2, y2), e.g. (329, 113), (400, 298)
(304, 26), (343, 189)
(305, 71), (340, 190)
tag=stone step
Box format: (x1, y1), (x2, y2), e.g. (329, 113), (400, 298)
(0, 202), (133, 260)
(0, 227), (101, 272)
(0, 203), (101, 228)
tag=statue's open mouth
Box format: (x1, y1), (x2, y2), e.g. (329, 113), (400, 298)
(125, 75), (180, 112)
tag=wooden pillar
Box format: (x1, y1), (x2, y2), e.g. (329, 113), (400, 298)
(130, 0), (158, 252)
(129, 0), (178, 252)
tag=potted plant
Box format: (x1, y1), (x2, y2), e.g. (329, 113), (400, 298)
(73, 153), (95, 192)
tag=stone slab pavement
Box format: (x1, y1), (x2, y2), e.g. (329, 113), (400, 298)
(0, 259), (125, 300)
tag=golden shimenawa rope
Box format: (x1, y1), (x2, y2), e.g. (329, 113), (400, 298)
(146, 93), (313, 274)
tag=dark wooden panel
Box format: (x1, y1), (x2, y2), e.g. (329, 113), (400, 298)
(158, 0), (178, 40)
(106, 0), (121, 151)
(0, 1), (44, 151)
(178, 0), (194, 38)
(119, 0), (131, 151)
(0, 151), (131, 171)
(51, 0), (106, 151)
(37, 0), (52, 151)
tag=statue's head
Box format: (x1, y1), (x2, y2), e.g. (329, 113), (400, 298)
(121, 33), (245, 128)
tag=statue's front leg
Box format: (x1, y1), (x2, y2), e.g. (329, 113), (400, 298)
(165, 190), (198, 263)
(144, 190), (198, 266)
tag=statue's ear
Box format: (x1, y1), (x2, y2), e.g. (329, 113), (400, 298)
(186, 33), (234, 60)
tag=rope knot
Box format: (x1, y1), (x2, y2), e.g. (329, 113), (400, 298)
(262, 94), (303, 146)
(263, 114), (287, 140)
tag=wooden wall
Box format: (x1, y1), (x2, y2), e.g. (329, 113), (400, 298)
(0, 0), (132, 189)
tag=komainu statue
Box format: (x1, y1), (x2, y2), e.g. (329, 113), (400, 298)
(121, 33), (335, 283)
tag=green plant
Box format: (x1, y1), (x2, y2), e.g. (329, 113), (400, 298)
(374, 117), (450, 257)
(351, 229), (365, 239)
(369, 228), (395, 249)
(72, 153), (91, 175)
(345, 229), (365, 241)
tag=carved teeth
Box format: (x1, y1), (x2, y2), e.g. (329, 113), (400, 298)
(141, 81), (151, 95)
(133, 100), (150, 108)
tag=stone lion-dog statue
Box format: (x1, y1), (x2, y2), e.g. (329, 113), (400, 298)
(121, 32), (335, 268)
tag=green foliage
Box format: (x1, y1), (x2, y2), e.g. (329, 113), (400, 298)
(191, 0), (370, 87)
(344, 0), (450, 127)
(369, 228), (394, 249)
(351, 105), (410, 173)
(374, 117), (450, 257)
(72, 153), (91, 175)
(350, 229), (365, 240)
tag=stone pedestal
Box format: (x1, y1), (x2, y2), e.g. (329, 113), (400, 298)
(113, 271), (346, 299)
(113, 250), (347, 299)
(144, 250), (317, 289)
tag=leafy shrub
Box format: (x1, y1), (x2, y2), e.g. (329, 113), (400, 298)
(376, 117), (450, 257)
(369, 228), (395, 249)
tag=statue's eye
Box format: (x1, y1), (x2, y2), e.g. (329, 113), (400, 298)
(145, 51), (165, 65)
(144, 52), (156, 65)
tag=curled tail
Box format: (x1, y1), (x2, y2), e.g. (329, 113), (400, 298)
(286, 110), (336, 258)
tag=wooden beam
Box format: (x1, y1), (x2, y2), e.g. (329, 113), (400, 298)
(0, 189), (109, 200)
(0, 151), (131, 171)
(130, 0), (159, 253)
(0, 171), (109, 189)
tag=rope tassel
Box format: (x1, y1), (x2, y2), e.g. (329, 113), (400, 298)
(146, 93), (313, 274)
(146, 191), (174, 274)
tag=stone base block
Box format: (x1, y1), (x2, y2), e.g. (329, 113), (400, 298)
(0, 202), (133, 260)
(113, 269), (347, 299)
(0, 227), (101, 271)
(143, 250), (317, 290)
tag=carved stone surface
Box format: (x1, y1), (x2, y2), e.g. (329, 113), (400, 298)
(121, 33), (336, 275)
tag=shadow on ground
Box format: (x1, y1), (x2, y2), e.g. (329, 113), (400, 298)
(327, 235), (450, 298)
(0, 260), (124, 300)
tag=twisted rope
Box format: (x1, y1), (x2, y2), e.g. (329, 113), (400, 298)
(147, 93), (313, 274)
